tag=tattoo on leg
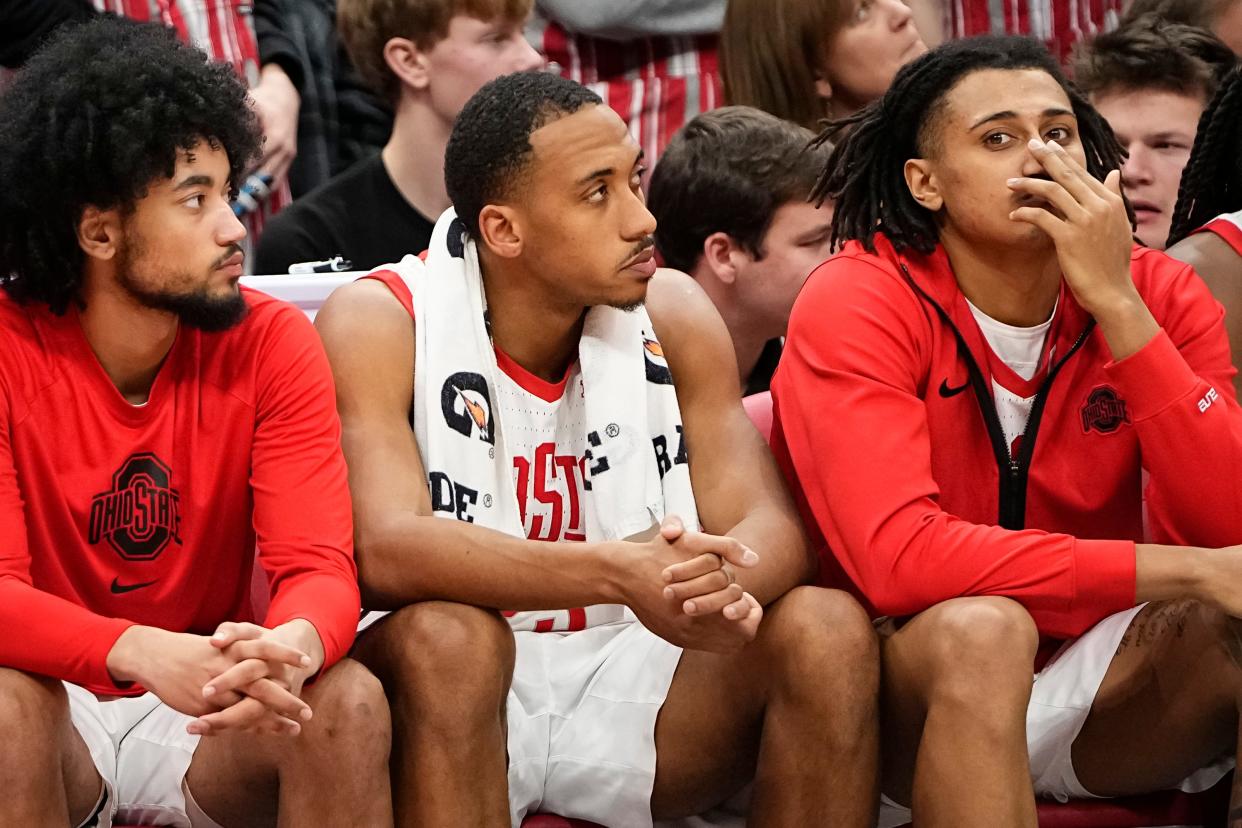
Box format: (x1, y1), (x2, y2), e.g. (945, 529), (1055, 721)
(1116, 601), (1190, 652)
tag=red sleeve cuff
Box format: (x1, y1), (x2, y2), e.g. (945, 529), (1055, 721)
(265, 576), (360, 670)
(1068, 538), (1136, 634)
(83, 617), (140, 694)
(1105, 330), (1201, 422)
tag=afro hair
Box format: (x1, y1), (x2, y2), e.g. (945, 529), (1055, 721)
(0, 16), (262, 313)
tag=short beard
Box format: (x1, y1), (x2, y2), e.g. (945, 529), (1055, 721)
(128, 283), (249, 332)
(607, 298), (645, 313)
(116, 233), (248, 332)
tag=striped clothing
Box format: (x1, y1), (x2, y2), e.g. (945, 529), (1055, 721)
(943, 0), (1122, 62)
(527, 14), (722, 170)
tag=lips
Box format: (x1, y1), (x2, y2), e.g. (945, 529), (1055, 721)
(216, 251), (244, 277)
(1129, 199), (1161, 220)
(621, 247), (657, 277)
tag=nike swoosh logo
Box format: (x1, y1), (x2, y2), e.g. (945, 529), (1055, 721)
(110, 577), (158, 594)
(939, 378), (970, 398)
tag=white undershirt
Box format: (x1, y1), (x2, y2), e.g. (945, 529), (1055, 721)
(966, 299), (1054, 457)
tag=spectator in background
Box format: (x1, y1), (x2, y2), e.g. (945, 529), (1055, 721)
(1123, 0), (1242, 55)
(1074, 17), (1235, 248)
(947, 0), (1123, 63)
(0, 0), (302, 242)
(648, 107), (834, 396)
(528, 1), (726, 165)
(720, 0), (926, 131)
(1167, 66), (1242, 395)
(255, 0), (543, 275)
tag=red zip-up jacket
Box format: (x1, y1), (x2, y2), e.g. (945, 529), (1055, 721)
(771, 234), (1242, 639)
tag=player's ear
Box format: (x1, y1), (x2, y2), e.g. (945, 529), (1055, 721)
(904, 157), (943, 212)
(478, 205), (523, 258)
(77, 205), (122, 261)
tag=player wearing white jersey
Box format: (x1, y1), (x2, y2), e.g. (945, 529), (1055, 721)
(317, 71), (881, 827)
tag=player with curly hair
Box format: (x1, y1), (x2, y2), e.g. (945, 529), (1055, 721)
(0, 18), (392, 827)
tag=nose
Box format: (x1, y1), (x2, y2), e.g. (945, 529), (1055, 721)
(514, 36), (545, 73)
(1120, 143), (1153, 187)
(625, 188), (658, 242)
(1019, 141), (1046, 179)
(886, 0), (914, 30)
(217, 198), (247, 246)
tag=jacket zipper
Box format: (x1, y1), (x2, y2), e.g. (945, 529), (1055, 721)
(899, 265), (1095, 529)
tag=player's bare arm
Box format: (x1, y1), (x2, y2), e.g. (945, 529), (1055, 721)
(1167, 231), (1242, 398)
(646, 267), (815, 611)
(316, 277), (759, 652)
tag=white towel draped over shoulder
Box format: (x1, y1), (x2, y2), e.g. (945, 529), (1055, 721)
(382, 208), (699, 627)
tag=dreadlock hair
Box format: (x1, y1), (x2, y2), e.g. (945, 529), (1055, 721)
(0, 17), (261, 315)
(1168, 66), (1242, 245)
(810, 35), (1127, 255)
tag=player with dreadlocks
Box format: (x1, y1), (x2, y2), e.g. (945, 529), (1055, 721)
(1167, 66), (1242, 396)
(772, 35), (1242, 827)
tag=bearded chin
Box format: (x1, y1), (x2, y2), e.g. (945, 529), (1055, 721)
(118, 268), (249, 332)
(143, 287), (249, 332)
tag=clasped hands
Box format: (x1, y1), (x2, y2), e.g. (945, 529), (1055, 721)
(626, 514), (762, 653)
(107, 619), (322, 738)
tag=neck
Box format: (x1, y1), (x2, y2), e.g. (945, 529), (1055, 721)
(78, 266), (179, 403)
(691, 265), (777, 389)
(381, 94), (453, 220)
(480, 252), (585, 383)
(940, 228), (1061, 327)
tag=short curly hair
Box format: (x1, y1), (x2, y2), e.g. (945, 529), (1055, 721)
(445, 72), (602, 240)
(0, 17), (262, 314)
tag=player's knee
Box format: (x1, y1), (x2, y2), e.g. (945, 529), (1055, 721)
(376, 602), (514, 697)
(764, 587), (879, 685)
(0, 669), (68, 755)
(305, 659), (391, 761)
(1191, 602), (1242, 680)
(922, 597), (1037, 697)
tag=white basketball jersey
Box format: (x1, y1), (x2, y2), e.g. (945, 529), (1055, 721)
(494, 348), (629, 633)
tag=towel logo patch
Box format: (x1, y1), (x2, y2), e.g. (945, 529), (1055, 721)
(89, 453), (182, 561)
(442, 371), (495, 445)
(1080, 386), (1130, 434)
(643, 338), (673, 385)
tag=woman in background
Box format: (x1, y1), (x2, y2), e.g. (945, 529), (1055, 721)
(720, 0), (926, 129)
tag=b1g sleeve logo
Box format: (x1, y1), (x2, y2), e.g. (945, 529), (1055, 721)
(88, 453), (183, 560)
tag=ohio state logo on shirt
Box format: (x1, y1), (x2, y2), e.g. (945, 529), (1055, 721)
(1081, 386), (1130, 435)
(88, 453), (183, 561)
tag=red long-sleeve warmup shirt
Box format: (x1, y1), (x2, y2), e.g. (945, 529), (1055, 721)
(0, 288), (359, 694)
(772, 235), (1242, 640)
